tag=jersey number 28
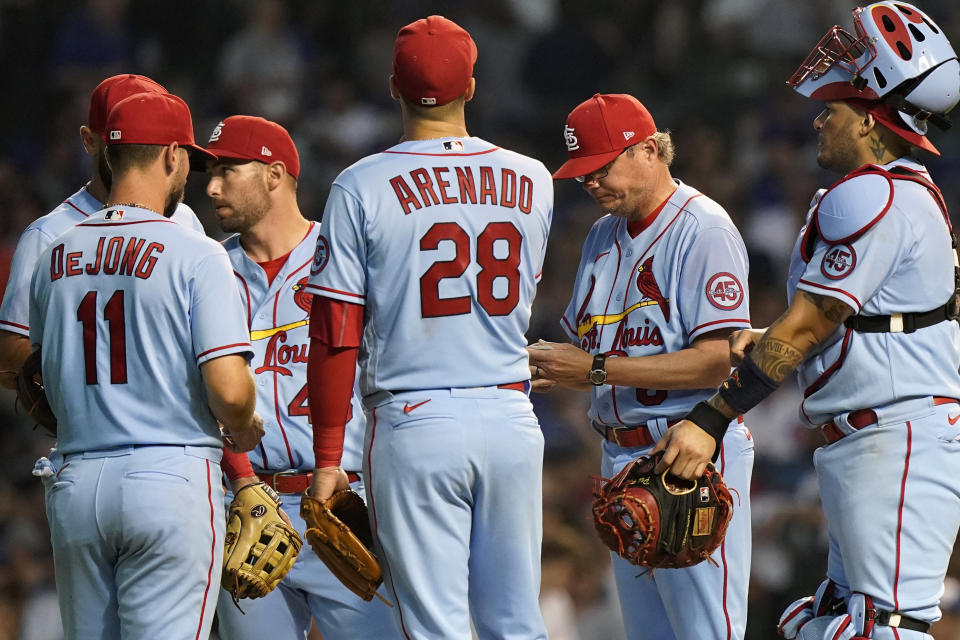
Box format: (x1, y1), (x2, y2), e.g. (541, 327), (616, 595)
(419, 221), (522, 318)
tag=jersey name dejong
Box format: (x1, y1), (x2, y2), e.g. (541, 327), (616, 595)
(389, 165), (535, 215)
(49, 236), (164, 281)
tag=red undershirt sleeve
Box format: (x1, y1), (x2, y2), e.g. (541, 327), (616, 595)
(221, 448), (256, 481)
(308, 296), (364, 468)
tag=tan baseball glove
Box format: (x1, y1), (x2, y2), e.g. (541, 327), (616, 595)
(301, 489), (383, 602)
(16, 348), (57, 437)
(222, 482), (302, 604)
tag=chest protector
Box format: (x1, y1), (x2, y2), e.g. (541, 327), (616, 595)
(799, 164), (960, 333)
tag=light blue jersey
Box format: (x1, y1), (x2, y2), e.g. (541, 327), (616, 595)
(306, 136), (553, 395)
(1, 185), (204, 337)
(29, 205), (252, 455)
(562, 180), (751, 425)
(787, 158), (960, 425)
(224, 222), (363, 473)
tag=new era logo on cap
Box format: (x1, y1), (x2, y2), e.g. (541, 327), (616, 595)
(110, 130), (122, 140)
(624, 131), (635, 140)
(261, 146), (272, 156)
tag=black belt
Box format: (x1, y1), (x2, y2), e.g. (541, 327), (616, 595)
(870, 608), (930, 633)
(845, 294), (960, 333)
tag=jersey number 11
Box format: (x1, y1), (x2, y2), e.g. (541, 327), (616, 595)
(76, 289), (127, 385)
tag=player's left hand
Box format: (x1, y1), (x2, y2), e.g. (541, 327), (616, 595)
(529, 363), (557, 393)
(651, 420), (716, 480)
(308, 466), (350, 502)
(527, 340), (593, 389)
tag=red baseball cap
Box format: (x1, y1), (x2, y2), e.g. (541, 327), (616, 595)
(393, 15), (477, 107)
(88, 74), (167, 136)
(844, 98), (940, 156)
(204, 115), (300, 179)
(105, 92), (215, 168)
(553, 94), (658, 180)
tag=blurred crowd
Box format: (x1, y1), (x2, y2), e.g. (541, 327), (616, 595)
(2, 0), (960, 638)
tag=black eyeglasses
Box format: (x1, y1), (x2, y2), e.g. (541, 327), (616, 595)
(574, 147), (629, 184)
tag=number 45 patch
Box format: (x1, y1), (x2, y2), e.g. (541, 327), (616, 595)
(705, 272), (744, 310)
(820, 244), (856, 280)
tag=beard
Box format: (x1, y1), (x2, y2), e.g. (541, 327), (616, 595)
(164, 183), (185, 218)
(816, 131), (861, 175)
(216, 185), (271, 233)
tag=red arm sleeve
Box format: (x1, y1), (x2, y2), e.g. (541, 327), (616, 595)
(220, 448), (256, 481)
(308, 295), (364, 468)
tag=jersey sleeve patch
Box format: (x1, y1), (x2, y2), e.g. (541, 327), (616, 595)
(705, 272), (744, 310)
(310, 235), (330, 275)
(819, 243), (857, 280)
(815, 172), (893, 244)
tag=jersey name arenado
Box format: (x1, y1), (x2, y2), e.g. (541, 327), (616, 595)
(307, 137), (553, 395)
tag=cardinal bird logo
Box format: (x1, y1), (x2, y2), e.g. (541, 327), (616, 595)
(292, 277), (313, 314)
(636, 257), (670, 322)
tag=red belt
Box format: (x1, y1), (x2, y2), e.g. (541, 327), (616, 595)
(497, 381), (529, 392)
(256, 470), (361, 494)
(603, 415), (744, 448)
(822, 397), (959, 445)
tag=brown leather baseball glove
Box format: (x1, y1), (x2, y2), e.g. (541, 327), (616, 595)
(222, 482), (302, 604)
(592, 451), (734, 569)
(16, 348), (57, 437)
(301, 489), (383, 602)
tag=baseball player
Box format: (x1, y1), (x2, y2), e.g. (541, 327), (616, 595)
(304, 15), (553, 639)
(655, 3), (960, 638)
(530, 93), (753, 640)
(204, 115), (399, 639)
(0, 73), (205, 389)
(29, 91), (264, 640)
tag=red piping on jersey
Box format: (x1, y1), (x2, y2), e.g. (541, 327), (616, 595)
(233, 271), (253, 329)
(303, 283), (366, 300)
(797, 279), (862, 312)
(367, 409), (413, 639)
(801, 328), (853, 420)
(195, 460), (216, 640)
(382, 147), (500, 157)
(196, 342), (251, 360)
(719, 442), (732, 640)
(894, 422), (912, 612)
(76, 219), (176, 227)
(0, 320), (29, 332)
(594, 251), (610, 262)
(271, 287), (295, 468)
(689, 318), (751, 338)
(64, 199), (91, 217)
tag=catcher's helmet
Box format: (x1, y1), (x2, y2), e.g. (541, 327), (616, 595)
(788, 2), (959, 135)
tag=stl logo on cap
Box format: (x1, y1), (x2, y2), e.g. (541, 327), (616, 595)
(564, 126), (579, 151)
(209, 121), (224, 143)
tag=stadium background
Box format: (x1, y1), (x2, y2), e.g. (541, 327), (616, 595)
(1, 1), (959, 638)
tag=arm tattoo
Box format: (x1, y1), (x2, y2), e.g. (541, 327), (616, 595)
(801, 291), (854, 324)
(869, 134), (887, 162)
(707, 394), (738, 420)
(750, 337), (804, 381)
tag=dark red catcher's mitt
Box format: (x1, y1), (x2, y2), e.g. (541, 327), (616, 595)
(592, 451), (733, 569)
